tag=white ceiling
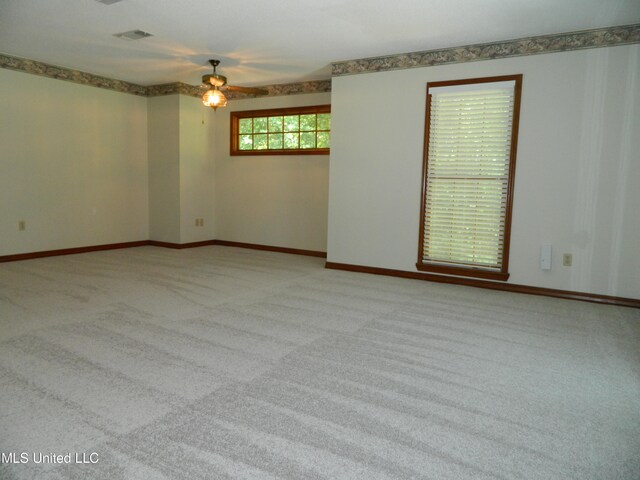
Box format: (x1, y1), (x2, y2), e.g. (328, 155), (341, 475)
(0, 0), (638, 87)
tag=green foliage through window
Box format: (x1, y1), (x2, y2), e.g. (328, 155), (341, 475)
(231, 105), (330, 156)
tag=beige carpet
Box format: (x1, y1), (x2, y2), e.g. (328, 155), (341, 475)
(0, 246), (639, 479)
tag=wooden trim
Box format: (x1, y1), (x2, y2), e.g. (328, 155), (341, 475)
(417, 74), (523, 281)
(148, 240), (325, 255)
(417, 91), (432, 271)
(147, 240), (218, 249)
(230, 105), (331, 118)
(425, 74), (523, 89)
(213, 240), (327, 258)
(325, 261), (640, 309)
(503, 74), (523, 279)
(416, 263), (509, 281)
(230, 149), (330, 157)
(0, 241), (149, 262)
(0, 239), (326, 262)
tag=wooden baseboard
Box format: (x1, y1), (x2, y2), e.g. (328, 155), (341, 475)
(213, 240), (327, 258)
(325, 261), (640, 309)
(147, 240), (218, 249)
(0, 241), (150, 262)
(146, 239), (327, 257)
(0, 239), (327, 262)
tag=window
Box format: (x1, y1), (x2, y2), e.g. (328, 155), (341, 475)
(417, 75), (522, 281)
(230, 105), (330, 155)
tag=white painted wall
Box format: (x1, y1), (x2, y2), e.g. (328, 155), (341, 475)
(148, 95), (181, 244)
(214, 93), (331, 252)
(178, 95), (216, 243)
(328, 45), (640, 299)
(0, 68), (149, 255)
(148, 94), (216, 244)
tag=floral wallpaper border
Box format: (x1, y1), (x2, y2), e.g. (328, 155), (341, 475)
(2, 24), (637, 97)
(0, 53), (331, 99)
(146, 80), (332, 99)
(331, 24), (640, 76)
(146, 82), (200, 97)
(0, 53), (148, 96)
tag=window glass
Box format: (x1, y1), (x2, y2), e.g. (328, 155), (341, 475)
(231, 105), (330, 155)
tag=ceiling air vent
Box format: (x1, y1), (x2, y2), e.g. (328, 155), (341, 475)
(114, 29), (154, 41)
(96, 0), (124, 4)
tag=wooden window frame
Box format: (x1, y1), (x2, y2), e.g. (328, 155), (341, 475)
(416, 74), (523, 281)
(230, 104), (330, 156)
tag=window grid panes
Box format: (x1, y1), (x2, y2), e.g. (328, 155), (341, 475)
(231, 105), (330, 156)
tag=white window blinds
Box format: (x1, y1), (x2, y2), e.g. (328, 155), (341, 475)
(422, 81), (516, 272)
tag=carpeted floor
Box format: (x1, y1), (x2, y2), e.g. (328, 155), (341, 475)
(0, 246), (639, 479)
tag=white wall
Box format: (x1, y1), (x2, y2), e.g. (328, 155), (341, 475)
(0, 68), (149, 255)
(148, 95), (181, 244)
(147, 94), (216, 244)
(178, 95), (216, 243)
(328, 45), (640, 299)
(214, 93), (331, 252)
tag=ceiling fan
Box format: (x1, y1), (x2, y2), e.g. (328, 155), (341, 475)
(201, 59), (269, 110)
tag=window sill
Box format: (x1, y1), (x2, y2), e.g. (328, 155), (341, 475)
(416, 263), (509, 281)
(230, 148), (329, 156)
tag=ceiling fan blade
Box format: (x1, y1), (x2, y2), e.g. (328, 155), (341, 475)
(226, 85), (269, 95)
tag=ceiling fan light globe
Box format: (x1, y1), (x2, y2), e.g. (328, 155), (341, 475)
(202, 88), (227, 110)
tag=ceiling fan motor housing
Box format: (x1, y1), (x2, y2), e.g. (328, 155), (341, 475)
(202, 73), (227, 87)
(200, 58), (269, 97)
(202, 59), (227, 87)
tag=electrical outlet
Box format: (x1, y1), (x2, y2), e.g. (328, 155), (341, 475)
(563, 253), (572, 266)
(18, 220), (26, 231)
(200, 218), (204, 227)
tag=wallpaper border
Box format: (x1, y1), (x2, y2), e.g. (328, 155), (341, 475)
(1, 24), (638, 96)
(0, 53), (331, 99)
(331, 24), (640, 76)
(0, 53), (148, 96)
(146, 80), (332, 99)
